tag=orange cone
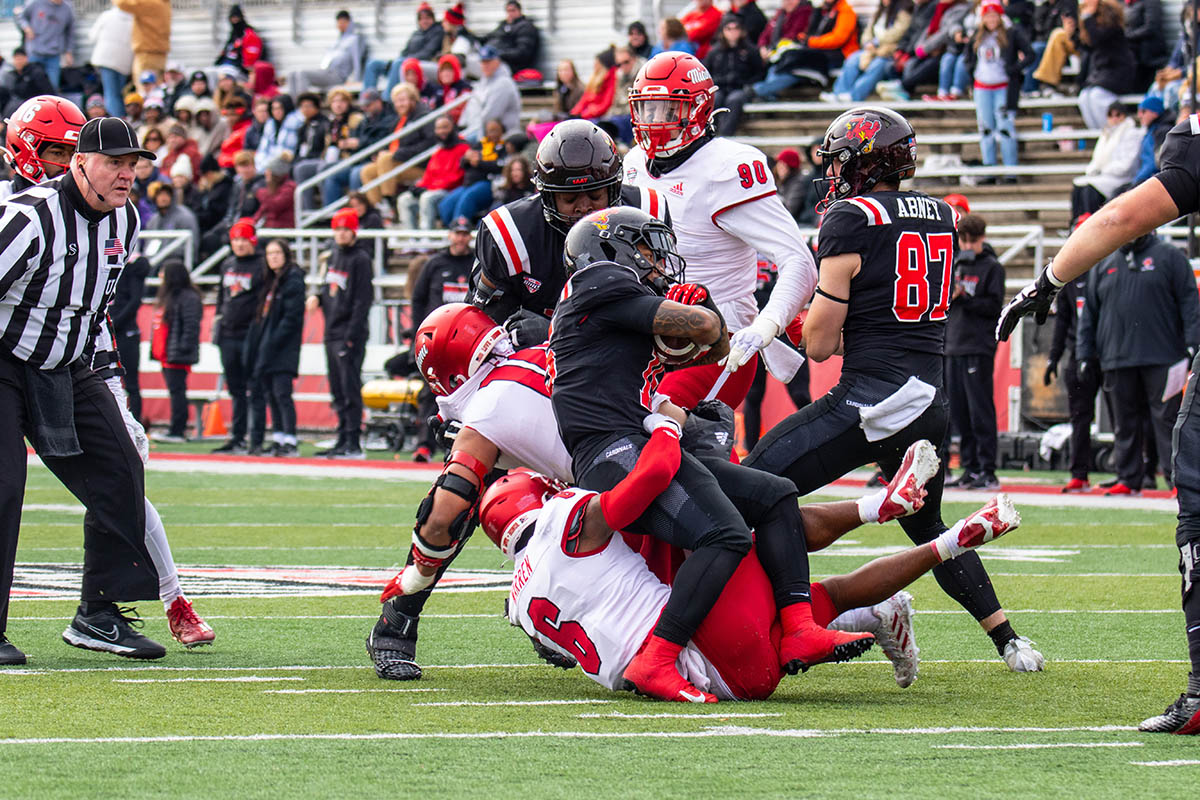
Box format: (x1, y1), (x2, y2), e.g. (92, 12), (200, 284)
(201, 401), (227, 438)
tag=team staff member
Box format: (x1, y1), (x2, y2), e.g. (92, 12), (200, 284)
(0, 117), (166, 664)
(1044, 265), (1101, 493)
(309, 208), (374, 459)
(996, 112), (1200, 734)
(211, 218), (265, 454)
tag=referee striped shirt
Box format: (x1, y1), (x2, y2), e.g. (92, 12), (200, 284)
(0, 170), (139, 370)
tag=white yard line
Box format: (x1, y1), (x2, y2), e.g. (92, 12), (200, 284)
(934, 742), (1143, 750)
(264, 688), (446, 694)
(415, 700), (617, 707)
(579, 712), (784, 719)
(7, 614), (493, 621)
(115, 676), (307, 683)
(1131, 760), (1200, 766)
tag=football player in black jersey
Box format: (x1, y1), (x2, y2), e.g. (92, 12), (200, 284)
(467, 120), (670, 345)
(997, 113), (1200, 734)
(744, 108), (1044, 673)
(550, 206), (874, 703)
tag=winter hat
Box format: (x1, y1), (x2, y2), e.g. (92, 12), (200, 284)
(229, 218), (258, 243)
(981, 2), (1005, 14)
(596, 47), (616, 70)
(942, 193), (971, 214)
(776, 148), (801, 170)
(332, 207), (359, 231)
(417, 1), (434, 17)
(200, 152), (222, 174)
(445, 3), (465, 25)
(169, 156), (193, 182)
(85, 93), (105, 110)
(1139, 95), (1165, 115)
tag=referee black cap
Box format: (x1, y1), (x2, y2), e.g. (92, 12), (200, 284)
(77, 117), (157, 161)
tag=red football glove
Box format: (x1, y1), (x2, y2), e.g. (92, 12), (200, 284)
(666, 283), (709, 306)
(785, 313), (805, 346)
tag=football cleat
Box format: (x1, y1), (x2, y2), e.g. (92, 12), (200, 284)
(877, 440), (939, 523)
(365, 599), (422, 681)
(1061, 478), (1090, 493)
(1002, 635), (1045, 672)
(622, 635), (717, 703)
(779, 628), (875, 675)
(166, 596), (215, 648)
(871, 592), (920, 688)
(957, 494), (1020, 549)
(1138, 694), (1200, 734)
(62, 604), (166, 659)
(1106, 482), (1138, 496)
(0, 634), (26, 665)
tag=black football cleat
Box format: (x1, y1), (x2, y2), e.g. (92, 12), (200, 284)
(0, 634), (26, 665)
(1139, 694), (1200, 734)
(366, 599), (422, 680)
(62, 604), (166, 659)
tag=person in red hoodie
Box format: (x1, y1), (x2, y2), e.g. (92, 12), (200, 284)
(422, 54), (472, 123)
(570, 47), (617, 120)
(398, 115), (469, 230)
(253, 157), (296, 228)
(680, 0), (724, 60)
(160, 124), (202, 185)
(217, 97), (252, 168)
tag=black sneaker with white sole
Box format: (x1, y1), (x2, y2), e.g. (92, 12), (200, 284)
(62, 604), (166, 659)
(0, 634), (26, 665)
(366, 599), (422, 680)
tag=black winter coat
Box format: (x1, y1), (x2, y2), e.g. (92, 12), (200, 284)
(945, 243), (1005, 357)
(1124, 0), (1168, 70)
(319, 244), (374, 344)
(162, 289), (202, 366)
(295, 114), (330, 162)
(704, 40), (765, 92)
(484, 15), (541, 72)
(734, 1), (769, 47)
(1080, 15), (1136, 94)
(244, 264), (306, 379)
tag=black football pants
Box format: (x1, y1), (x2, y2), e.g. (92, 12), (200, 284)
(1169, 352), (1200, 680)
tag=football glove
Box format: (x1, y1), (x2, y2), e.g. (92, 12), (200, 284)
(503, 308), (551, 348)
(529, 634), (577, 670)
(105, 376), (148, 465)
(996, 263), (1065, 342)
(428, 415), (463, 450)
(666, 283), (709, 306)
(726, 312), (781, 373)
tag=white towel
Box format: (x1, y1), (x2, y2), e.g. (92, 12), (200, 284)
(858, 377), (937, 442)
(762, 338), (806, 382)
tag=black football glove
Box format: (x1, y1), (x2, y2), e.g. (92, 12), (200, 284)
(528, 634), (577, 670)
(996, 264), (1064, 342)
(503, 309), (551, 348)
(1043, 358), (1058, 386)
(427, 415), (463, 450)
(1077, 358), (1099, 383)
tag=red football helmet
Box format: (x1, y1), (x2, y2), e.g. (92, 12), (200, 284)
(628, 52), (717, 159)
(413, 303), (506, 396)
(3, 95), (86, 182)
(479, 470), (562, 559)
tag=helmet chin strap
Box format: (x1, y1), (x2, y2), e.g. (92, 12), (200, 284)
(647, 128), (714, 178)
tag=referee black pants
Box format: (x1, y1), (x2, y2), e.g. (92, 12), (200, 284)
(0, 354), (158, 635)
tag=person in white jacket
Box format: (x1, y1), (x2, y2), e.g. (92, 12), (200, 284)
(1070, 101), (1143, 222)
(287, 10), (367, 95)
(89, 5), (134, 117)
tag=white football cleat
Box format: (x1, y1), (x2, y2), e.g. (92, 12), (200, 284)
(958, 493), (1020, 549)
(1002, 635), (1045, 672)
(871, 591), (920, 688)
(877, 439), (939, 523)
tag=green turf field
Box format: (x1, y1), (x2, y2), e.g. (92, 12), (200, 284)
(3, 463), (1197, 799)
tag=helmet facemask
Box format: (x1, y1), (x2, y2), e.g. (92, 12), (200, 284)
(615, 220), (686, 294)
(538, 179), (623, 235)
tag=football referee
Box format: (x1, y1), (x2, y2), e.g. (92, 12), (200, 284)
(0, 117), (166, 665)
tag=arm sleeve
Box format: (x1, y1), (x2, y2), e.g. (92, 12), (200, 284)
(590, 294), (666, 332)
(599, 426), (682, 531)
(89, 315), (123, 379)
(715, 192), (817, 330)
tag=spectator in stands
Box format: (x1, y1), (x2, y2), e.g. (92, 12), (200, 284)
(149, 259), (201, 443)
(244, 238), (305, 457)
(200, 149), (260, 256)
(1070, 101), (1141, 220)
(255, 94), (302, 172)
(218, 97), (253, 169)
(553, 59), (584, 118)
(289, 92), (330, 212)
(627, 21), (654, 59)
(84, 93), (107, 120)
(188, 70), (212, 102)
(309, 208), (374, 459)
(0, 47), (54, 116)
(484, 1), (541, 75)
(730, 0), (768, 48)
(217, 5), (264, 76)
(211, 218), (266, 454)
(139, 98), (167, 135)
(353, 83), (433, 211)
(161, 124), (202, 185)
(398, 114), (469, 230)
(1077, 0), (1137, 130)
(254, 157), (296, 229)
(825, 0), (912, 102)
(925, 9), (971, 102)
(363, 2), (443, 97)
(139, 125), (166, 161)
(889, 0), (970, 101)
(348, 191), (383, 230)
(1076, 231), (1200, 495)
(570, 48), (618, 120)
(790, 0), (861, 82)
(115, 0), (170, 92)
(323, 88), (397, 206)
(773, 146), (820, 225)
(248, 62), (280, 101)
(423, 54), (472, 123)
(111, 254), (149, 423)
(943, 213), (1005, 490)
(216, 66), (251, 117)
(459, 46), (521, 136)
(408, 216), (475, 461)
(651, 17), (696, 57)
(169, 157), (195, 207)
(1133, 95), (1170, 185)
(1125, 0), (1166, 90)
(440, 4), (481, 78)
(706, 15), (763, 135)
(438, 117), (505, 225)
(1146, 5), (1199, 112)
(161, 61), (187, 115)
(490, 154), (534, 208)
(194, 154), (234, 258)
(680, 0), (724, 61)
(190, 97), (227, 157)
(751, 0), (813, 99)
(602, 47), (644, 143)
(1035, 12), (1080, 96)
(89, 2), (132, 117)
(146, 182), (200, 262)
(288, 9), (367, 95)
(969, 2), (1032, 181)
(19, 0), (74, 92)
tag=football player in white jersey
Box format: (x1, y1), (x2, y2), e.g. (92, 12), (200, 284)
(624, 51), (817, 409)
(482, 437), (1022, 702)
(369, 303), (936, 686)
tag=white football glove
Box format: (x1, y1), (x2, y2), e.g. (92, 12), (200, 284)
(642, 412), (683, 438)
(725, 313), (782, 373)
(105, 376), (149, 465)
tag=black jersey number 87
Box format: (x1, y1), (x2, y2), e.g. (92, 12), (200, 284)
(892, 231), (955, 323)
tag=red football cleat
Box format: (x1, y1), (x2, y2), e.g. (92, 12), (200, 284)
(778, 627), (875, 675)
(1105, 482), (1138, 496)
(166, 596), (215, 648)
(1061, 478), (1090, 493)
(877, 439), (939, 523)
(623, 635), (717, 703)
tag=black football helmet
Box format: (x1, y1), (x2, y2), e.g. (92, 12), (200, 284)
(533, 119), (623, 234)
(562, 207), (685, 295)
(815, 106), (917, 213)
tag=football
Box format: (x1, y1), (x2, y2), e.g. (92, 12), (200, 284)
(653, 334), (708, 366)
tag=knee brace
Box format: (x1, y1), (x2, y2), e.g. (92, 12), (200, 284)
(412, 450), (489, 564)
(1182, 541), (1200, 600)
